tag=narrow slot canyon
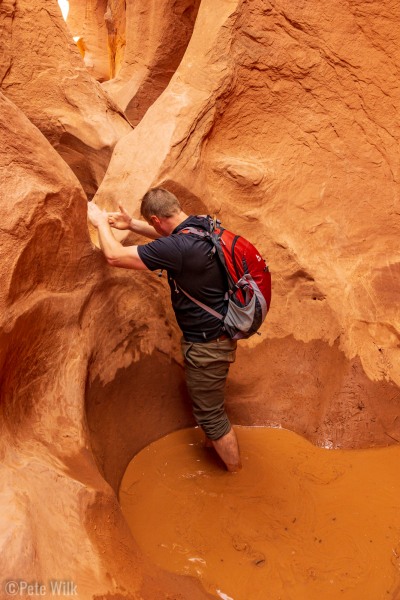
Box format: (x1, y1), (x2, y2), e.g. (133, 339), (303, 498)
(1, 0), (400, 599)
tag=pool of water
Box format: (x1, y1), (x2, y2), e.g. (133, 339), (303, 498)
(119, 427), (400, 600)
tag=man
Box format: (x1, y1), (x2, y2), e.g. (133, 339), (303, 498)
(87, 187), (241, 472)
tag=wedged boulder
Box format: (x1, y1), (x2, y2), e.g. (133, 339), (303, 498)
(102, 0), (201, 125)
(95, 0), (400, 446)
(0, 0), (132, 196)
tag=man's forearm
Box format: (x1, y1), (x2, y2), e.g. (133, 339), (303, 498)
(129, 218), (160, 240)
(96, 219), (147, 270)
(97, 219), (124, 260)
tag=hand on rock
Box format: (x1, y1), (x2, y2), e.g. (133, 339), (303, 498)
(87, 201), (108, 228)
(108, 204), (132, 230)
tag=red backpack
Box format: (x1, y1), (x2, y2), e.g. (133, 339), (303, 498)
(177, 217), (271, 340)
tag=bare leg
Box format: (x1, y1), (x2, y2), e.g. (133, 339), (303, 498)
(204, 436), (213, 448)
(212, 427), (242, 472)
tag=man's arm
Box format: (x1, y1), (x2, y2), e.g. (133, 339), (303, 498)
(128, 217), (160, 240)
(88, 202), (148, 270)
(108, 204), (161, 240)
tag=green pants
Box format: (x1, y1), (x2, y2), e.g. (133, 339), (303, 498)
(181, 337), (237, 440)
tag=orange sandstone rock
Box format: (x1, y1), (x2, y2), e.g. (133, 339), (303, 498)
(104, 0), (127, 78)
(102, 0), (201, 125)
(0, 92), (209, 599)
(1, 0), (400, 597)
(0, 0), (131, 196)
(67, 0), (109, 81)
(95, 0), (400, 447)
(0, 91), (113, 596)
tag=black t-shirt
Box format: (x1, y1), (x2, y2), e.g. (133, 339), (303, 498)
(137, 216), (228, 342)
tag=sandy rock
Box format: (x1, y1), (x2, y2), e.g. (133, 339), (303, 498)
(0, 91), (112, 596)
(0, 0), (132, 196)
(102, 0), (201, 125)
(2, 0), (400, 596)
(96, 0), (240, 210)
(0, 92), (209, 599)
(104, 0), (127, 78)
(95, 0), (400, 445)
(67, 0), (109, 82)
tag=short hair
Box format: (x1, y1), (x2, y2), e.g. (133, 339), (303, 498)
(140, 187), (181, 221)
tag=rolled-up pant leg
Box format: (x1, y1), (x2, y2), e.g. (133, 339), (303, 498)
(181, 338), (237, 441)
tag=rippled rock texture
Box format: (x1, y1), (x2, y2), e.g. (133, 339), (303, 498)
(1, 0), (400, 598)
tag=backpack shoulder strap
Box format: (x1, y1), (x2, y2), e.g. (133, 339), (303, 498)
(178, 226), (209, 238)
(177, 225), (217, 259)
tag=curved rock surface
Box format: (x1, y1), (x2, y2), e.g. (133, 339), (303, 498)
(104, 0), (127, 78)
(102, 0), (201, 125)
(0, 0), (132, 196)
(95, 0), (400, 450)
(67, 0), (109, 81)
(0, 92), (209, 599)
(1, 0), (400, 597)
(66, 0), (200, 124)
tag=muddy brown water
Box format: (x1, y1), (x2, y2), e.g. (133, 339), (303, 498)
(119, 427), (400, 600)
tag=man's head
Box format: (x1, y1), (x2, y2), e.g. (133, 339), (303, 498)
(141, 187), (184, 235)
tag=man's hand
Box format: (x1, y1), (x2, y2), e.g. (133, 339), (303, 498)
(108, 204), (132, 230)
(87, 201), (147, 270)
(87, 201), (108, 228)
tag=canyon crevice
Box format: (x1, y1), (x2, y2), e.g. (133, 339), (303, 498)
(1, 0), (400, 598)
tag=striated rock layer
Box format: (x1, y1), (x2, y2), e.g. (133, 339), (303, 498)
(0, 0), (131, 196)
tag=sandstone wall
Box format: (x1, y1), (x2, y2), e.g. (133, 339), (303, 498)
(0, 0), (131, 196)
(0, 92), (209, 598)
(1, 0), (400, 597)
(95, 0), (400, 451)
(67, 0), (109, 81)
(65, 0), (201, 124)
(102, 0), (201, 125)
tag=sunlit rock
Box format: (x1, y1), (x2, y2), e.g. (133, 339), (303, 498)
(102, 0), (201, 125)
(67, 0), (110, 81)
